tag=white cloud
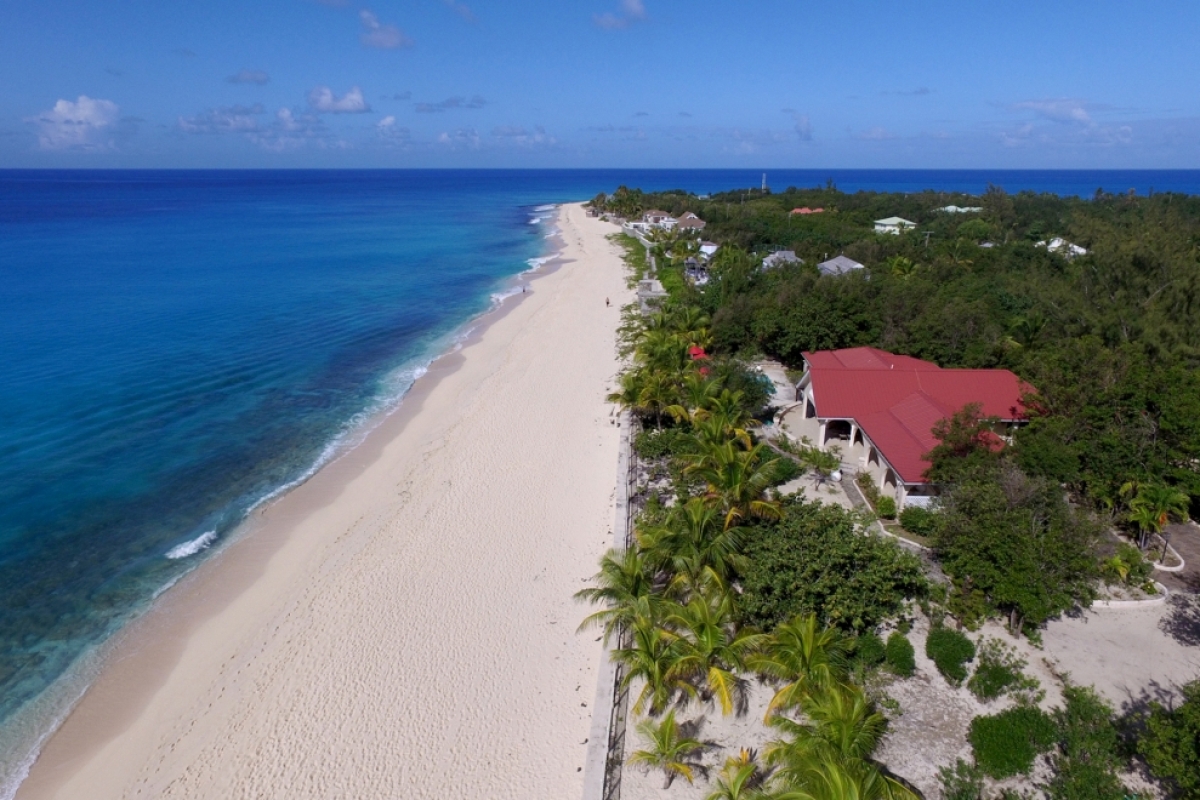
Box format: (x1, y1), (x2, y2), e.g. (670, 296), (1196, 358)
(28, 95), (120, 151)
(880, 87), (932, 97)
(859, 126), (897, 140)
(307, 86), (371, 113)
(415, 95), (486, 113)
(783, 111), (813, 141)
(249, 107), (336, 152)
(437, 128), (481, 149)
(178, 104), (264, 133)
(491, 125), (557, 147)
(594, 0), (646, 29)
(376, 115), (411, 145)
(441, 0), (475, 22)
(1012, 98), (1092, 124)
(227, 69), (270, 85)
(360, 9), (413, 49)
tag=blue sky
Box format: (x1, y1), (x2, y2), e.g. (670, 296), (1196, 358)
(3, 0), (1199, 168)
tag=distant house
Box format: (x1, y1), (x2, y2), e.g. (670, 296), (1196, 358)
(785, 347), (1031, 509)
(684, 258), (709, 286)
(675, 212), (707, 232)
(762, 250), (802, 270)
(1037, 237), (1087, 259)
(790, 207), (826, 215)
(699, 241), (720, 259)
(874, 217), (917, 235)
(817, 255), (864, 276)
(643, 209), (675, 227)
(937, 205), (983, 214)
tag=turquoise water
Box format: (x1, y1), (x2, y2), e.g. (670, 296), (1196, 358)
(2, 168), (1200, 791)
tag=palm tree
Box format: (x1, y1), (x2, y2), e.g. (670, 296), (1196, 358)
(763, 753), (919, 800)
(705, 750), (764, 800)
(637, 328), (693, 375)
(688, 412), (756, 451)
(667, 372), (723, 427)
(637, 498), (747, 596)
(766, 685), (887, 764)
(670, 305), (712, 345)
(750, 614), (852, 720)
(686, 440), (783, 528)
(1128, 483), (1190, 550)
(575, 548), (661, 644)
(886, 255), (918, 281)
(764, 684), (913, 800)
(665, 593), (770, 715)
(614, 615), (695, 715)
(627, 709), (707, 788)
(609, 367), (678, 428)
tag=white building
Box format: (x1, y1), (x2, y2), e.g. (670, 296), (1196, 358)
(817, 255), (864, 276)
(874, 216), (917, 235)
(1037, 237), (1087, 259)
(762, 250), (802, 270)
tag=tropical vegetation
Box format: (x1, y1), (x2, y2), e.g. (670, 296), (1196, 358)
(578, 290), (926, 796)
(582, 185), (1196, 798)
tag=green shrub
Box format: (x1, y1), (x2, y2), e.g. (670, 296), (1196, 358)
(926, 625), (976, 685)
(938, 759), (985, 800)
(1047, 686), (1128, 800)
(876, 496), (897, 519)
(1101, 542), (1153, 586)
(884, 631), (916, 677)
(853, 632), (886, 667)
(899, 505), (938, 537)
(633, 428), (689, 461)
(737, 498), (927, 632)
(968, 660), (1018, 702)
(969, 706), (1057, 778)
(856, 471), (880, 504)
(967, 638), (1041, 703)
(770, 456), (803, 487)
(1139, 679), (1200, 798)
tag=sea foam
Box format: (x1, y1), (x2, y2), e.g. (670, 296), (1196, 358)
(165, 530), (217, 559)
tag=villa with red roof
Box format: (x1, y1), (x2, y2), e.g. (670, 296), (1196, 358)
(781, 347), (1031, 508)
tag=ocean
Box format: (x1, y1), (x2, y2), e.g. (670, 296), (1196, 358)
(2, 167), (1200, 791)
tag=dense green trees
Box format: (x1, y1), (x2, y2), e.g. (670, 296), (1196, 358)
(596, 183), (1200, 518)
(1139, 679), (1200, 798)
(737, 499), (927, 633)
(581, 297), (926, 797)
(934, 462), (1102, 631)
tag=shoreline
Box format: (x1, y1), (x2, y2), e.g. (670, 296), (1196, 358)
(1, 209), (564, 800)
(14, 202), (629, 799)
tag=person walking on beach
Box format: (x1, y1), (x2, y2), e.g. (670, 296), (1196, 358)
(605, 297), (610, 307)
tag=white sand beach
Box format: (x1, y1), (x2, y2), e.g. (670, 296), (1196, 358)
(16, 203), (629, 800)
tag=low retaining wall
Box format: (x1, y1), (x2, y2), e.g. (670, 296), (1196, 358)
(1090, 581), (1170, 609)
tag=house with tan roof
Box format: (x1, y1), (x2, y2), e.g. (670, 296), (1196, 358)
(642, 209), (677, 228)
(674, 212), (707, 232)
(782, 347), (1030, 508)
(874, 216), (917, 235)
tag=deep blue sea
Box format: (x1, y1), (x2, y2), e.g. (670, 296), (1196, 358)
(2, 168), (1199, 791)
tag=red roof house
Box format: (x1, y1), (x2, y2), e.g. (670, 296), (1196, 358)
(789, 347), (1032, 507)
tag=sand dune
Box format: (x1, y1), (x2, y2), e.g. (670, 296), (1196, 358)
(17, 203), (628, 800)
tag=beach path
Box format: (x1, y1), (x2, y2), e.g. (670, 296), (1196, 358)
(17, 203), (628, 800)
